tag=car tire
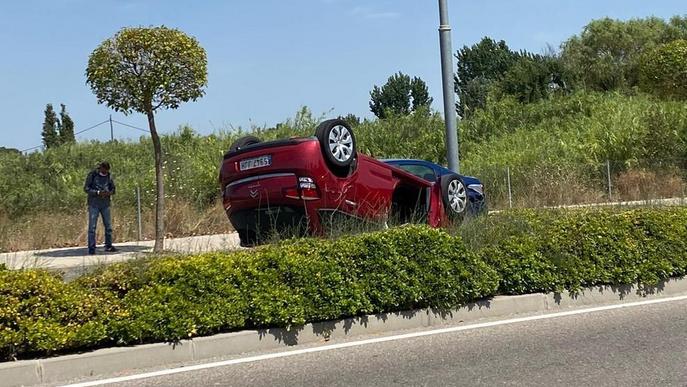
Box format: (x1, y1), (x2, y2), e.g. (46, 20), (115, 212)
(441, 174), (467, 223)
(229, 136), (261, 153)
(315, 119), (356, 173)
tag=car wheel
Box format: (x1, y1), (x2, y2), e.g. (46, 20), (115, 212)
(229, 136), (261, 153)
(315, 119), (356, 172)
(441, 174), (467, 222)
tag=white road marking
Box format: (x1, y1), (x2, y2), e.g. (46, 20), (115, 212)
(62, 294), (687, 387)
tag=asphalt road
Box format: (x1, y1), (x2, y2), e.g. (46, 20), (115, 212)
(66, 298), (687, 387)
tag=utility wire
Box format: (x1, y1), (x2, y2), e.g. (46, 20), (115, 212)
(19, 118), (147, 153)
(21, 119), (109, 152)
(74, 119), (110, 135)
(20, 144), (43, 152)
(112, 120), (149, 133)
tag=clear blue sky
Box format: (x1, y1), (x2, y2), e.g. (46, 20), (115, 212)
(1, 0), (684, 151)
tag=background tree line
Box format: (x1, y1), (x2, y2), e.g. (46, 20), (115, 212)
(454, 15), (687, 119)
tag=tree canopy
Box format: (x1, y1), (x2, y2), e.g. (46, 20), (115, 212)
(639, 39), (687, 100)
(455, 38), (518, 117)
(86, 26), (208, 115)
(41, 104), (59, 149)
(561, 16), (687, 91)
(369, 72), (433, 119)
(58, 104), (75, 144)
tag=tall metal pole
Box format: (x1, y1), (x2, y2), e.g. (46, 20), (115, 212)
(507, 166), (513, 209)
(606, 159), (612, 202)
(109, 115), (114, 142)
(136, 185), (143, 241)
(438, 0), (459, 173)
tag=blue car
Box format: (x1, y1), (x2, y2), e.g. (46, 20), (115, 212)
(382, 159), (487, 216)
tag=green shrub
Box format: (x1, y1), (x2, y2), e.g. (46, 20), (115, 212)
(466, 208), (687, 294)
(0, 270), (117, 360)
(2, 209), (687, 361)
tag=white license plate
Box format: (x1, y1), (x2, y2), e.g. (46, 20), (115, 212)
(239, 155), (272, 171)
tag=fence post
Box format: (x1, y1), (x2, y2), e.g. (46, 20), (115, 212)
(507, 166), (513, 209)
(606, 160), (612, 202)
(136, 186), (142, 241)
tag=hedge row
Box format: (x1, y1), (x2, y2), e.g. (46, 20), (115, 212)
(2, 208), (687, 361)
(465, 208), (687, 294)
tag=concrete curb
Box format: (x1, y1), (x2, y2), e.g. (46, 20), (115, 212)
(4, 276), (687, 386)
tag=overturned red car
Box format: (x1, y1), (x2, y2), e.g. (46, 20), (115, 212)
(219, 119), (485, 246)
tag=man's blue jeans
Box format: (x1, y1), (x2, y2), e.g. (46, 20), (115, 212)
(88, 205), (113, 252)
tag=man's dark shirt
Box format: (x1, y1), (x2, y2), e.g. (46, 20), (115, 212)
(84, 170), (116, 208)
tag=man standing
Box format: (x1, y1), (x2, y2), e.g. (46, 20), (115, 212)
(84, 161), (117, 254)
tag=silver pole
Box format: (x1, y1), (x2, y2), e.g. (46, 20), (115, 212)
(136, 185), (143, 241)
(507, 166), (513, 209)
(109, 115), (114, 142)
(438, 0), (459, 173)
(606, 160), (612, 202)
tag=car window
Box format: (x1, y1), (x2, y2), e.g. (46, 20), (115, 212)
(396, 164), (436, 181)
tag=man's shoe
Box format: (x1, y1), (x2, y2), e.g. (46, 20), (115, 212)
(104, 246), (118, 252)
(88, 250), (96, 255)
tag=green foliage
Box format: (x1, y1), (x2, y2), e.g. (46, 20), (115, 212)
(3, 92), (687, 230)
(561, 16), (687, 92)
(354, 107), (447, 162)
(639, 39), (687, 100)
(369, 72), (433, 119)
(465, 208), (687, 294)
(498, 53), (568, 104)
(86, 26), (208, 115)
(337, 113), (362, 127)
(455, 37), (519, 117)
(41, 104), (59, 149)
(0, 147), (20, 156)
(3, 208), (687, 361)
(459, 91), (687, 206)
(0, 269), (117, 360)
(41, 103), (76, 149)
(58, 104), (75, 145)
(1, 225), (498, 359)
(455, 38), (569, 117)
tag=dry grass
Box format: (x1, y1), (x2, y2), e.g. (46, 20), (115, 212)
(484, 166), (686, 210)
(614, 168), (686, 201)
(485, 166), (607, 210)
(0, 199), (232, 252)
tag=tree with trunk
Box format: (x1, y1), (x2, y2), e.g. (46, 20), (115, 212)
(41, 104), (59, 149)
(59, 104), (75, 144)
(86, 26), (208, 252)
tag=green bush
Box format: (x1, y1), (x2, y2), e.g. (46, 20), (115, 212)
(464, 208), (687, 294)
(0, 269), (118, 360)
(0, 225), (497, 359)
(2, 208), (687, 361)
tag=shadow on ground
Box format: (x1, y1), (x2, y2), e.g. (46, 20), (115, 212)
(36, 244), (150, 258)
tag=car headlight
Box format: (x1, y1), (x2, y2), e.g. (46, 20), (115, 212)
(467, 184), (484, 195)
